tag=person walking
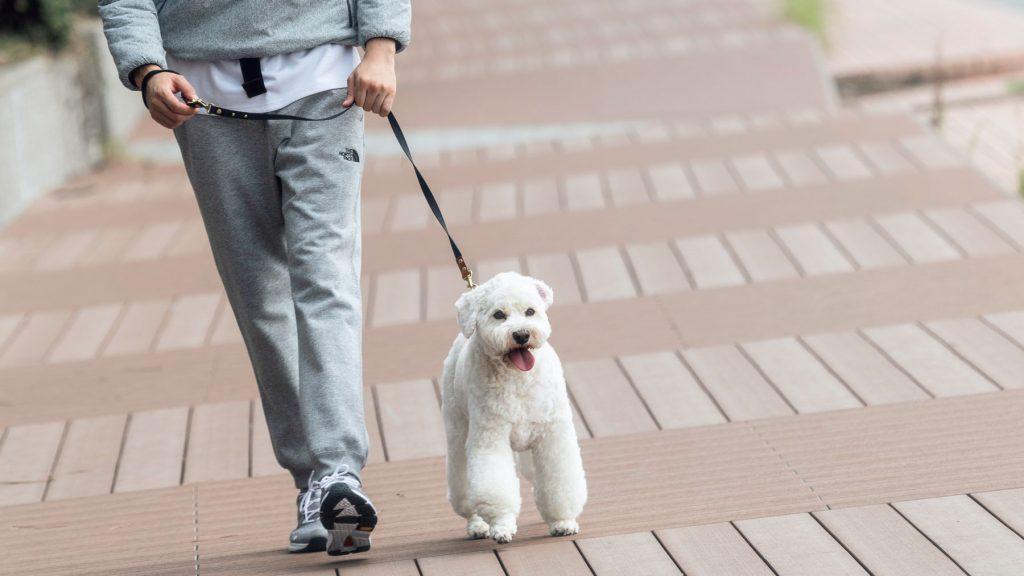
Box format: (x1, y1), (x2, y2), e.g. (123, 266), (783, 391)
(98, 0), (410, 556)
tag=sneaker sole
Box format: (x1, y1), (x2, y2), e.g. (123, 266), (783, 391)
(320, 485), (377, 556)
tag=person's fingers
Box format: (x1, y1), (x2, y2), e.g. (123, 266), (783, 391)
(159, 87), (193, 115)
(150, 108), (175, 129)
(368, 90), (387, 116)
(354, 77), (369, 109)
(381, 93), (395, 117)
(343, 74), (356, 107)
(174, 75), (198, 102)
(151, 98), (192, 126)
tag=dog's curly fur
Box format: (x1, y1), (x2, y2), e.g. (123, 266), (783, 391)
(441, 272), (587, 544)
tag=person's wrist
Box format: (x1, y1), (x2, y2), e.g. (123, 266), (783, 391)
(364, 38), (397, 61)
(132, 64), (162, 89)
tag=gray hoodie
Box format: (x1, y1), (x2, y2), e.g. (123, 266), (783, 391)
(99, 0), (411, 89)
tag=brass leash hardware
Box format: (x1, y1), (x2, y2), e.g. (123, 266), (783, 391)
(456, 258), (476, 290)
(185, 97), (212, 111)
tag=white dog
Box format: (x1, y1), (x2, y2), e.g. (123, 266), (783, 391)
(441, 271), (587, 544)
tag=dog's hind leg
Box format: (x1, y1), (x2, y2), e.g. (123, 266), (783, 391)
(467, 424), (521, 544)
(531, 419), (587, 536)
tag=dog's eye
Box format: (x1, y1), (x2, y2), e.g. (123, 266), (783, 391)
(525, 308), (535, 317)
(492, 310), (507, 320)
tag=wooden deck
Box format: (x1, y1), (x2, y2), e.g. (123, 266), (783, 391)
(4, 0), (1024, 574)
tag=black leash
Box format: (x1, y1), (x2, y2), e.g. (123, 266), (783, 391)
(185, 96), (476, 289)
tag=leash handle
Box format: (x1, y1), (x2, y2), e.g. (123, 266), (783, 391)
(387, 112), (475, 290)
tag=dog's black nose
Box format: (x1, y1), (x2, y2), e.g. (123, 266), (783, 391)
(513, 330), (530, 345)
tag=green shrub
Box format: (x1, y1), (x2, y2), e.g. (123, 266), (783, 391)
(0, 0), (77, 49)
(783, 0), (828, 43)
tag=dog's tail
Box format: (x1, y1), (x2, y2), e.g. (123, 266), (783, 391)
(515, 451), (534, 482)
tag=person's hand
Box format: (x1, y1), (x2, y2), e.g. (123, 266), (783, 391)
(133, 64), (199, 129)
(344, 38), (398, 117)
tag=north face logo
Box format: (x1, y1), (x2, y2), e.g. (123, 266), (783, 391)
(340, 148), (360, 162)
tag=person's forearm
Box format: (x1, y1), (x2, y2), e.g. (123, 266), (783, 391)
(99, 0), (168, 89)
(131, 63), (162, 89)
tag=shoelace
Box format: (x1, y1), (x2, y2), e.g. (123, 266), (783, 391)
(298, 466), (355, 523)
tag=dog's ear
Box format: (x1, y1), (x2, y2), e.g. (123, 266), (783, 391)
(534, 279), (554, 310)
(455, 289), (479, 338)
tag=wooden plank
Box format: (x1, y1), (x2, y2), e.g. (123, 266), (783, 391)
(48, 303), (123, 364)
(974, 200), (1024, 249)
(577, 531), (682, 575)
(114, 407), (189, 493)
(184, 401), (250, 484)
(155, 292), (220, 351)
(985, 310), (1024, 348)
(647, 162), (696, 201)
(973, 488), (1024, 537)
(522, 178), (561, 217)
(250, 400), (280, 477)
(418, 551), (505, 576)
(474, 257), (522, 282)
(736, 513), (869, 575)
(81, 226), (135, 265)
(741, 337), (862, 413)
(478, 181), (518, 222)
(0, 421), (65, 505)
(564, 358), (659, 436)
(895, 495), (1024, 576)
(363, 390), (386, 465)
(499, 540), (593, 576)
(924, 208), (1013, 257)
(0, 314), (22, 352)
(775, 223), (855, 276)
(674, 235), (746, 289)
(823, 218), (906, 270)
(438, 187), (474, 226)
(341, 560), (421, 576)
(730, 154), (784, 192)
(725, 229), (799, 282)
(372, 269), (422, 327)
(208, 298), (244, 345)
(815, 504), (965, 576)
(815, 144), (872, 181)
(0, 309), (70, 367)
(899, 135), (964, 170)
(362, 196), (389, 234)
(607, 168), (651, 206)
(874, 212), (961, 264)
(564, 172), (606, 211)
(426, 265), (465, 321)
(165, 219), (209, 257)
(46, 414), (127, 501)
(575, 246), (637, 302)
(103, 299), (171, 356)
(802, 331), (929, 404)
(625, 242), (689, 295)
(690, 158), (739, 196)
(525, 252), (583, 305)
(857, 141), (914, 175)
(774, 150), (828, 187)
(682, 345), (794, 421)
(375, 380), (446, 460)
(618, 351), (726, 428)
(926, 317), (1024, 390)
(122, 220), (182, 261)
(390, 194), (430, 231)
(35, 229), (99, 271)
(656, 522), (774, 576)
(862, 324), (997, 397)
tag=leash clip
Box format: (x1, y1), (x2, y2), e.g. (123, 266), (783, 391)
(456, 258), (476, 290)
(186, 97), (212, 111)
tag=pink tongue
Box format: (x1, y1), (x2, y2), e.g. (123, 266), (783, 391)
(508, 348), (535, 371)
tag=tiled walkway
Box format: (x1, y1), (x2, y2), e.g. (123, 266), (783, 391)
(5, 0), (1024, 574)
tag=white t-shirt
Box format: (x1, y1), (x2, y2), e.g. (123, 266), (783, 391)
(167, 44), (359, 113)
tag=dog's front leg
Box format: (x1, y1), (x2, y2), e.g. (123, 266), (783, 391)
(532, 419), (587, 536)
(466, 422), (520, 544)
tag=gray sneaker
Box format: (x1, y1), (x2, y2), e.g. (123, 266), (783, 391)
(318, 466), (377, 556)
(289, 477), (329, 553)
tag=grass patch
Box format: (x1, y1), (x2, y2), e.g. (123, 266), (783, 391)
(783, 0), (829, 44)
(1007, 78), (1024, 95)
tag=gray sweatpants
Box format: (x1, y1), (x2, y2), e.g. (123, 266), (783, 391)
(174, 88), (367, 489)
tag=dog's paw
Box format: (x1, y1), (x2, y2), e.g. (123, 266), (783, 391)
(489, 522), (518, 544)
(467, 516), (490, 540)
(549, 519), (580, 537)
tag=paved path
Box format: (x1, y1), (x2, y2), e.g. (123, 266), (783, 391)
(5, 0), (1024, 573)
